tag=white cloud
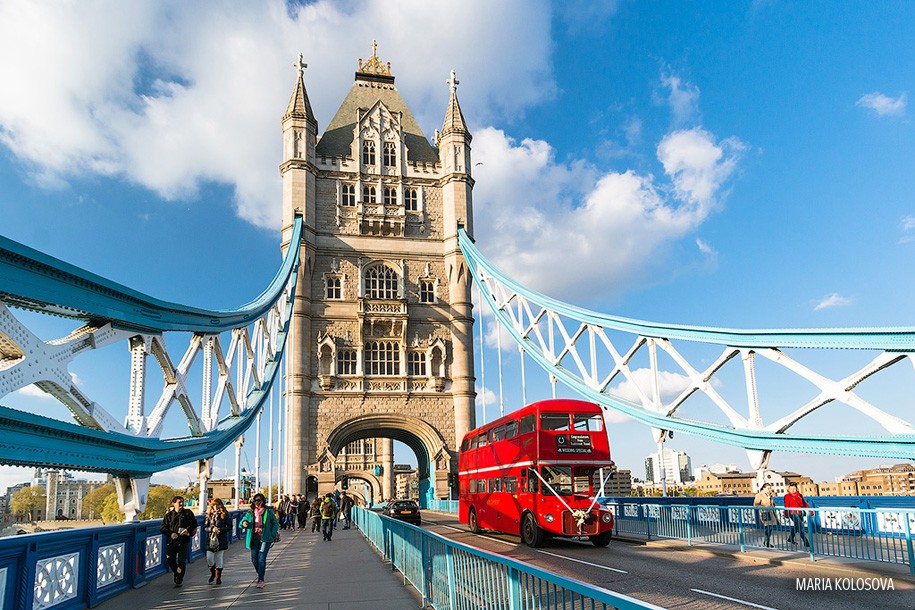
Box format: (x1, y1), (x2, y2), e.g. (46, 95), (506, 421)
(472, 123), (744, 302)
(902, 215), (915, 231)
(661, 70), (701, 127)
(474, 385), (497, 407)
(814, 293), (852, 311)
(856, 92), (907, 117)
(696, 238), (716, 257)
(0, 0), (553, 228)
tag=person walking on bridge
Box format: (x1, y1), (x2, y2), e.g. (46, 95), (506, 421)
(161, 496), (197, 587)
(784, 483), (811, 547)
(204, 498), (231, 584)
(753, 483), (777, 547)
(240, 493), (279, 588)
(310, 496), (322, 532)
(320, 493), (338, 541)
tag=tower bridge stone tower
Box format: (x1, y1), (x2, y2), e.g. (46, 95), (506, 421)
(280, 44), (475, 503)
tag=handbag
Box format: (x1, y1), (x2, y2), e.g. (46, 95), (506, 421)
(207, 530), (220, 552)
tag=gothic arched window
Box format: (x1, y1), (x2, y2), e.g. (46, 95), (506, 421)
(341, 183), (356, 207)
(362, 185), (376, 204)
(383, 186), (397, 206)
(364, 265), (398, 299)
(404, 188), (418, 211)
(362, 140), (376, 166)
(383, 141), (396, 167)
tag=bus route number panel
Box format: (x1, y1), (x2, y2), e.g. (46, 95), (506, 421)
(556, 434), (592, 453)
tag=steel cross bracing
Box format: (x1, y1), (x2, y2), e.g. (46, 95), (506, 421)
(0, 216), (302, 478)
(458, 229), (915, 469)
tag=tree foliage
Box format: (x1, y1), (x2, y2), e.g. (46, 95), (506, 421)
(138, 485), (181, 521)
(83, 484), (116, 520)
(10, 485), (46, 521)
(101, 493), (124, 524)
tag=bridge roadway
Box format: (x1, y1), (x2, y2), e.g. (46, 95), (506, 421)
(90, 511), (913, 610)
(421, 511), (915, 610)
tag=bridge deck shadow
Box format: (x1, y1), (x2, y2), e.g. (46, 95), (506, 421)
(92, 526), (421, 610)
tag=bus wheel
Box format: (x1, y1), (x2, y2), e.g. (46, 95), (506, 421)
(468, 507), (481, 534)
(521, 512), (544, 548)
(589, 531), (612, 547)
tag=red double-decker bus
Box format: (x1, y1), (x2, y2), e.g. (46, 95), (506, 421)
(458, 398), (616, 547)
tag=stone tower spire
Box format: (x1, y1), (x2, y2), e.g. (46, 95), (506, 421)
(438, 69), (475, 447)
(281, 53), (319, 495)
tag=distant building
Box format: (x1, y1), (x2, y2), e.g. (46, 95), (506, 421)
(601, 469), (632, 496)
(693, 463), (738, 480)
(755, 470), (814, 495)
(696, 471), (757, 496)
(842, 463), (915, 496)
(393, 464), (417, 500)
(43, 470), (106, 520)
(815, 480), (859, 496)
(645, 448), (693, 485)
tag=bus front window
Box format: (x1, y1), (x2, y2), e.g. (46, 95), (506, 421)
(573, 467), (593, 494)
(540, 465), (573, 496)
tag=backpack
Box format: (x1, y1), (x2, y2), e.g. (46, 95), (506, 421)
(321, 500), (336, 518)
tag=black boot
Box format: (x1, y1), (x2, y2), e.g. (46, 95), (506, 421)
(209, 566), (216, 583)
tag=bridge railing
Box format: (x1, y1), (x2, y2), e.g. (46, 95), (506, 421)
(416, 497), (915, 575)
(605, 499), (915, 574)
(352, 506), (661, 610)
(0, 510), (245, 610)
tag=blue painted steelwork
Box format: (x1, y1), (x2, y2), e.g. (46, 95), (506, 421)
(0, 219), (303, 333)
(458, 228), (915, 461)
(0, 510), (245, 610)
(0, 218), (302, 477)
(353, 506), (661, 609)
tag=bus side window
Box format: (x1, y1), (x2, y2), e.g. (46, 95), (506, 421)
(573, 413), (603, 431)
(470, 436), (478, 450)
(469, 479), (476, 493)
(490, 425), (505, 443)
(526, 469), (539, 493)
(519, 414), (535, 435)
(505, 420), (519, 438)
(504, 476), (517, 493)
(462, 438), (469, 451)
(477, 433), (488, 447)
(520, 470), (527, 491)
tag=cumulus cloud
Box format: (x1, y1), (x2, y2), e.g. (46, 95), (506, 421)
(472, 123), (744, 301)
(474, 385), (497, 407)
(696, 238), (716, 257)
(0, 0), (552, 228)
(856, 92), (907, 117)
(814, 293), (852, 311)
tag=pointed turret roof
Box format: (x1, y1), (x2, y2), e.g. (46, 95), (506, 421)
(440, 70), (469, 138)
(284, 53), (316, 125)
(315, 42), (438, 163)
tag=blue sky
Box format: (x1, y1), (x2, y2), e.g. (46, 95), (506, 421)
(1, 1), (914, 493)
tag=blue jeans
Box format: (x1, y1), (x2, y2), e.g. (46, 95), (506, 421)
(249, 540), (272, 581)
(787, 513), (808, 545)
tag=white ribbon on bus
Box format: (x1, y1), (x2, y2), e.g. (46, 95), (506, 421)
(528, 466), (615, 532)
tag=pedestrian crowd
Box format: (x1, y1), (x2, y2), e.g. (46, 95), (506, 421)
(160, 487), (358, 590)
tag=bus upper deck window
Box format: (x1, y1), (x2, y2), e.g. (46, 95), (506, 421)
(462, 438), (469, 452)
(490, 425), (506, 443)
(540, 413), (571, 431)
(469, 436), (478, 449)
(477, 433), (488, 447)
(573, 414), (603, 431)
(504, 420), (519, 438)
(519, 414), (535, 435)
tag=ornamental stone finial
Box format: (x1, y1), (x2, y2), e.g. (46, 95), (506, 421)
(447, 69), (459, 91)
(294, 52), (307, 74)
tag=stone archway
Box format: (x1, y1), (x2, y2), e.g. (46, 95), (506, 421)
(326, 413), (451, 504)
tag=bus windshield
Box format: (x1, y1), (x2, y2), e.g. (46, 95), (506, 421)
(540, 465), (599, 496)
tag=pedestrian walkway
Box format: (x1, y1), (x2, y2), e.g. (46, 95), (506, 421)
(93, 525), (422, 610)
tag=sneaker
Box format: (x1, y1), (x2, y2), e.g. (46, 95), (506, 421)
(256, 580), (265, 589)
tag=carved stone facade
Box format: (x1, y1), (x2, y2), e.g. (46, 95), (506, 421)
(280, 44), (475, 502)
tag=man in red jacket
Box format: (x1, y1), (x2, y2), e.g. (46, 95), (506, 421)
(783, 483), (811, 547)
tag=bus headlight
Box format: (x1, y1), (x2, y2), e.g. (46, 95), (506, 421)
(601, 513), (612, 523)
(544, 513), (555, 523)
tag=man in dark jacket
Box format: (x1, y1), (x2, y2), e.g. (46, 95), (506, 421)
(160, 496), (198, 586)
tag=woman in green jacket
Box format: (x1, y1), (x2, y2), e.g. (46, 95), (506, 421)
(239, 493), (279, 588)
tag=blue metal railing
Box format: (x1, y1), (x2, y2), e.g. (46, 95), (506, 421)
(0, 510), (246, 610)
(353, 506), (661, 610)
(419, 497), (915, 574)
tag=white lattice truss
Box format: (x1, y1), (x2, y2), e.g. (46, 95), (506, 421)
(460, 229), (915, 469)
(0, 293), (289, 439)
